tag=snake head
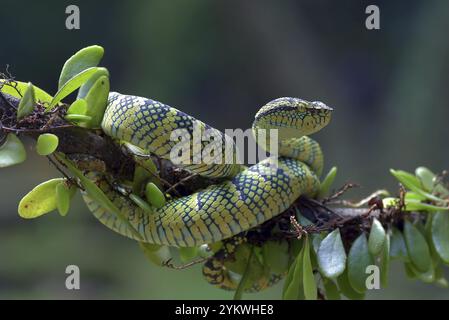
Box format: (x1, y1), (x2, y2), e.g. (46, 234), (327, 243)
(253, 97), (333, 140)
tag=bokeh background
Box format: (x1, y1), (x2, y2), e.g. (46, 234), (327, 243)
(1, 0), (448, 299)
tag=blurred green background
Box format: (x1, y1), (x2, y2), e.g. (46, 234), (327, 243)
(1, 0), (448, 299)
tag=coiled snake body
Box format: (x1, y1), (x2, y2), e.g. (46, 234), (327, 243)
(82, 92), (332, 291)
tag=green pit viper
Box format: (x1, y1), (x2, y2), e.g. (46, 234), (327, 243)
(81, 92), (333, 291)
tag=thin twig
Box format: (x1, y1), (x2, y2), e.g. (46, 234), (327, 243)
(165, 173), (199, 194)
(322, 182), (359, 204)
(162, 257), (208, 270)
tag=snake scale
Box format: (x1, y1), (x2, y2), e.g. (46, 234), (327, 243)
(81, 92), (332, 291)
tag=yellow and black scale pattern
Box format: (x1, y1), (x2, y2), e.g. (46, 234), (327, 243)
(82, 93), (333, 291)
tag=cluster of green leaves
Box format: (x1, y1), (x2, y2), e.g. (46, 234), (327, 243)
(280, 166), (449, 300)
(385, 167), (449, 286)
(1, 45), (112, 218)
(0, 45), (111, 166)
(1, 46), (172, 268)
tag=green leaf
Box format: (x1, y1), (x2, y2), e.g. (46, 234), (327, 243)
(404, 199), (448, 212)
(133, 166), (151, 194)
(322, 278), (341, 300)
(55, 181), (76, 216)
(390, 169), (425, 191)
(139, 242), (170, 266)
(390, 227), (410, 262)
(318, 166), (337, 198)
(58, 45), (104, 89)
(82, 75), (110, 128)
(129, 193), (153, 214)
(406, 259), (435, 283)
(65, 114), (92, 122)
(283, 244), (305, 300)
(289, 238), (304, 259)
(77, 67), (110, 99)
(36, 133), (59, 156)
(262, 240), (289, 274)
(415, 167), (435, 192)
(390, 169), (446, 203)
(312, 233), (324, 255)
(16, 82), (35, 120)
(67, 99), (87, 115)
(145, 182), (166, 208)
(337, 270), (365, 300)
(403, 220), (431, 272)
(368, 218), (386, 256)
(179, 247), (199, 262)
(0, 133), (26, 168)
(433, 176), (449, 197)
(49, 67), (100, 110)
(302, 237), (317, 300)
(234, 245), (255, 300)
(347, 233), (373, 293)
(380, 233), (390, 288)
(18, 178), (64, 218)
(283, 257), (297, 299)
(317, 229), (346, 279)
(405, 191), (427, 202)
(431, 211), (449, 264)
(0, 80), (53, 104)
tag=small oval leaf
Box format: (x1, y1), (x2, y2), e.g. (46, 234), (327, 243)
(82, 75), (110, 128)
(145, 182), (166, 208)
(58, 45), (104, 89)
(431, 211), (449, 264)
(390, 227), (410, 262)
(0, 133), (26, 168)
(347, 233), (373, 293)
(368, 218), (386, 256)
(56, 181), (77, 216)
(65, 114), (92, 122)
(36, 133), (59, 156)
(403, 220), (431, 272)
(129, 193), (153, 213)
(18, 178), (64, 218)
(317, 229), (346, 279)
(17, 82), (35, 120)
(415, 166), (435, 192)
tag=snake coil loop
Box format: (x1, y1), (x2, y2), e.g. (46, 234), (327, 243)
(82, 92), (332, 292)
